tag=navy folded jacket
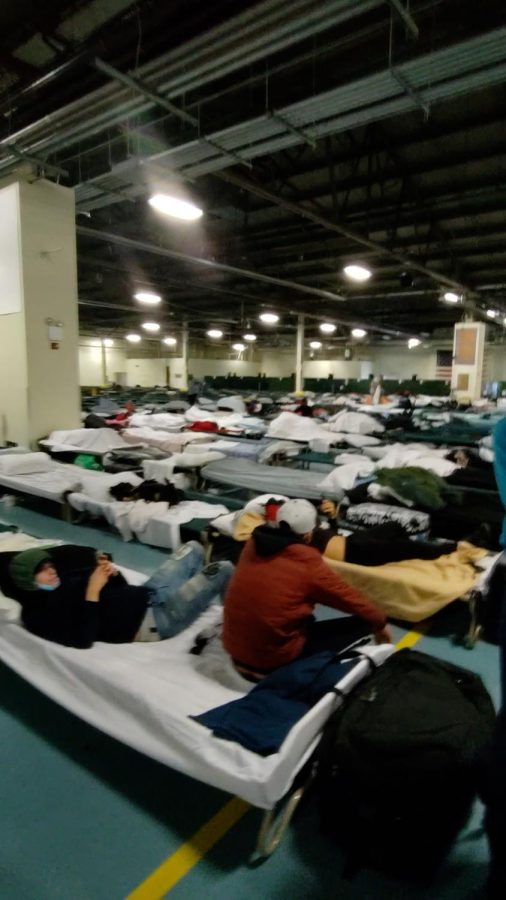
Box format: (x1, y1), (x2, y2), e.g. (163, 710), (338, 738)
(192, 651), (357, 755)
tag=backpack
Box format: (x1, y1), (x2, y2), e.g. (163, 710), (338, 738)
(316, 649), (496, 881)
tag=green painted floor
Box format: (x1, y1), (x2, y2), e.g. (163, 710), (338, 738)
(0, 501), (499, 899)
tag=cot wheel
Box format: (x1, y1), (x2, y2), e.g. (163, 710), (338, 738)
(255, 771), (314, 858)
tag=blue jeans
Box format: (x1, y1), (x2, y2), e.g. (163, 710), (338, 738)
(145, 541), (234, 640)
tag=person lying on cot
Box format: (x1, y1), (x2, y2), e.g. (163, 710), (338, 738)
(233, 497), (457, 566)
(2, 542), (233, 650)
(105, 399), (136, 428)
(223, 498), (392, 681)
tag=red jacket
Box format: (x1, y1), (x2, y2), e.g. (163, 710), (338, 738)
(223, 528), (386, 671)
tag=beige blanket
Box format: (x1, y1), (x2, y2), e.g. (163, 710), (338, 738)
(325, 543), (488, 622)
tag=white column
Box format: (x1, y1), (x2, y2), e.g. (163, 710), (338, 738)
(451, 321), (486, 401)
(295, 313), (304, 392)
(101, 341), (108, 385)
(0, 177), (80, 447)
(181, 321), (189, 390)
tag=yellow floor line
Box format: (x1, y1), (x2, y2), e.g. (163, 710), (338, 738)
(126, 625), (429, 899)
(126, 797), (250, 900)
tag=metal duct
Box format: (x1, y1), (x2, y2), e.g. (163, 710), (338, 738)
(0, 0), (381, 168)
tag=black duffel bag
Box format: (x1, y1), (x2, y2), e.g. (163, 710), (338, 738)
(316, 648), (496, 881)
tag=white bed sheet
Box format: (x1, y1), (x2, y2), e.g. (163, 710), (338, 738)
(68, 493), (228, 546)
(0, 463), (104, 502)
(0, 600), (392, 809)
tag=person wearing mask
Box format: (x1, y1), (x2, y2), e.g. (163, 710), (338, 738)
(2, 542), (233, 649)
(223, 498), (391, 681)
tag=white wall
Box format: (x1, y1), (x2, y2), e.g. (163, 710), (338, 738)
(368, 347), (436, 381)
(488, 346), (506, 381)
(79, 338), (128, 386)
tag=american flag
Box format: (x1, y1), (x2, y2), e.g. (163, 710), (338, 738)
(435, 349), (452, 380)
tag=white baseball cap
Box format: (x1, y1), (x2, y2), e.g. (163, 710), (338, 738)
(277, 499), (318, 535)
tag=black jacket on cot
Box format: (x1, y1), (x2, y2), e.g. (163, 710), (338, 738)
(0, 545), (150, 649)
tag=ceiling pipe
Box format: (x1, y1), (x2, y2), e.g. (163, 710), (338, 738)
(0, 49), (93, 118)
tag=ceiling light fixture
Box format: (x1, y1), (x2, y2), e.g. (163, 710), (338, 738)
(486, 309), (497, 318)
(148, 194), (203, 221)
(243, 333), (257, 342)
(207, 328), (223, 339)
(309, 340), (322, 349)
(408, 338), (421, 349)
(443, 291), (460, 303)
(319, 322), (336, 334)
(351, 327), (367, 338)
(126, 333), (141, 343)
(134, 291), (161, 305)
(162, 336), (177, 346)
(343, 264), (372, 282)
(142, 322), (160, 332)
(102, 338), (114, 347)
(259, 312), (279, 324)
(232, 343), (245, 352)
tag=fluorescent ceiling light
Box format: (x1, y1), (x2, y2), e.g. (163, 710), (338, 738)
(259, 312), (279, 324)
(148, 193), (203, 221)
(232, 343), (245, 352)
(126, 333), (141, 343)
(319, 322), (336, 334)
(134, 291), (161, 305)
(443, 291), (460, 303)
(102, 338), (114, 347)
(343, 264), (372, 282)
(243, 333), (256, 342)
(142, 321), (160, 332)
(408, 337), (422, 349)
(162, 336), (177, 346)
(207, 328), (223, 339)
(351, 327), (367, 338)
(309, 340), (322, 349)
(486, 309), (497, 318)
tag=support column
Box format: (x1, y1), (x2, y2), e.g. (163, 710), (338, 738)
(181, 320), (189, 390)
(451, 321), (487, 402)
(101, 341), (108, 385)
(295, 314), (304, 392)
(0, 177), (80, 447)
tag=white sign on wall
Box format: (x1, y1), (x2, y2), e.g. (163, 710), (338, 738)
(0, 183), (23, 315)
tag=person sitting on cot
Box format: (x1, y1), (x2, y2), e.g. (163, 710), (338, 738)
(1, 542), (233, 650)
(223, 498), (392, 681)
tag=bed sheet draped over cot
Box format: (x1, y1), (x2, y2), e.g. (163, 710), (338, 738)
(0, 532), (393, 809)
(200, 458), (345, 501)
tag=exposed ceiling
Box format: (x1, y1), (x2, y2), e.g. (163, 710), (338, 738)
(1, 0), (506, 351)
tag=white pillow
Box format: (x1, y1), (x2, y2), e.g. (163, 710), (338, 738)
(173, 451), (225, 468)
(243, 493), (288, 516)
(0, 590), (21, 622)
(79, 472), (142, 503)
(210, 512), (237, 536)
(0, 452), (54, 475)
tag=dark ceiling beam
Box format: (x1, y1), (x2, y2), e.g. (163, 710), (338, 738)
(217, 170), (468, 291)
(77, 252), (277, 306)
(77, 225), (351, 304)
(251, 111), (506, 194)
(76, 226), (422, 338)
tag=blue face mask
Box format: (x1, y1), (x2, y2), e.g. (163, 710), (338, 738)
(38, 580), (61, 592)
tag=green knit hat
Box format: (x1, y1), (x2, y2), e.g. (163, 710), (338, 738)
(9, 548), (52, 592)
